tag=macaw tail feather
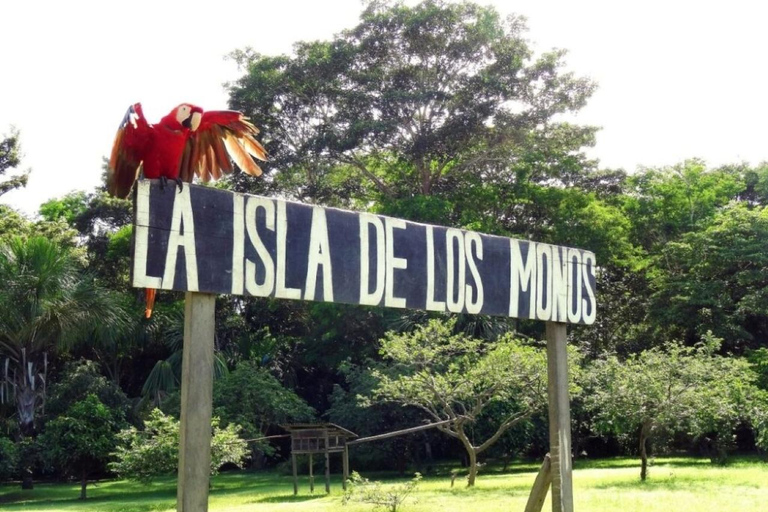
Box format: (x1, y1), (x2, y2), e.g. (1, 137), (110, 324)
(145, 288), (157, 319)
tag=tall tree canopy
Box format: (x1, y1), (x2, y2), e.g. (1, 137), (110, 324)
(228, 0), (596, 220)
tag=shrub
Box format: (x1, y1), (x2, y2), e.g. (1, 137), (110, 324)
(342, 471), (422, 512)
(110, 409), (248, 484)
(0, 437), (18, 481)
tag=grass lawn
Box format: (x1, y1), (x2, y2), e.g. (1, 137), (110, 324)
(1, 456), (766, 512)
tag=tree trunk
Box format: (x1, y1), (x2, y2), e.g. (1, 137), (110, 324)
(21, 468), (34, 490)
(455, 426), (479, 486)
(17, 378), (37, 490)
(466, 447), (478, 486)
(80, 469), (88, 500)
(639, 421), (651, 481)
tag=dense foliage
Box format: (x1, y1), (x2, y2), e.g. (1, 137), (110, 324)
(39, 394), (124, 499)
(369, 319), (552, 486)
(110, 409), (248, 484)
(584, 334), (758, 479)
(0, 0), (766, 493)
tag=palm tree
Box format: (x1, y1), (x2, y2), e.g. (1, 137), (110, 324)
(0, 236), (127, 489)
(141, 308), (228, 407)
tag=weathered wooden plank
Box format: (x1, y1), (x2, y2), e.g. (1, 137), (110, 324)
(292, 453), (298, 496)
(524, 454), (552, 512)
(132, 180), (597, 325)
(324, 430), (331, 494)
(546, 322), (573, 512)
(342, 445), (349, 491)
(347, 419), (454, 445)
(177, 293), (215, 512)
(309, 453), (314, 493)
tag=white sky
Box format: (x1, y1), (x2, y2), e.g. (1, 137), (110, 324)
(1, 0), (767, 216)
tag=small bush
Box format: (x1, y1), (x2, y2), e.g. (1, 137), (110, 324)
(342, 471), (421, 512)
(0, 437), (18, 481)
(110, 409), (248, 484)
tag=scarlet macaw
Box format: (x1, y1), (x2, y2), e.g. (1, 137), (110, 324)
(107, 102), (267, 317)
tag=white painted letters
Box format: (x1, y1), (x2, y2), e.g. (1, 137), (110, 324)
(304, 207), (334, 301)
(425, 226), (446, 312)
(275, 201), (301, 300)
(566, 249), (582, 324)
(550, 247), (569, 323)
(132, 181), (162, 289)
(135, 183), (598, 324)
(446, 229), (466, 313)
(231, 194), (245, 295)
(162, 186), (199, 291)
(464, 232), (484, 315)
(582, 252), (597, 324)
(359, 214), (385, 306)
(510, 240), (537, 319)
(245, 197), (275, 297)
(385, 217), (408, 308)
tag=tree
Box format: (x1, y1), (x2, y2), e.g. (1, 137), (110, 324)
(328, 362), (431, 473)
(369, 319), (551, 486)
(574, 161), (758, 357)
(584, 334), (758, 480)
(622, 160), (743, 254)
(648, 203), (768, 351)
(0, 206), (30, 241)
(0, 436), (18, 481)
(140, 307), (229, 407)
(38, 191), (90, 226)
(0, 129), (29, 198)
(227, 0), (595, 211)
(110, 408), (248, 484)
(0, 236), (127, 489)
(38, 394), (123, 499)
(213, 361), (314, 466)
(44, 360), (133, 426)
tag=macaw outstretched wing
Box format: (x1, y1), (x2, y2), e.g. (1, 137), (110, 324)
(179, 111), (267, 183)
(108, 103), (149, 198)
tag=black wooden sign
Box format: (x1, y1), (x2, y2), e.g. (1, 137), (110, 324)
(132, 180), (596, 324)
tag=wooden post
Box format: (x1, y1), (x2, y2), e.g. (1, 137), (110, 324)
(292, 454), (298, 496)
(309, 453), (314, 493)
(524, 453), (553, 512)
(177, 293), (216, 512)
(546, 322), (573, 512)
(342, 444), (349, 491)
(324, 430), (331, 494)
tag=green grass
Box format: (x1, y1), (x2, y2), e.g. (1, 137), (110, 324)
(1, 457), (766, 512)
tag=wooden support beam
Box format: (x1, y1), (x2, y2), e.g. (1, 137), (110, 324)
(546, 322), (574, 512)
(347, 419), (454, 445)
(292, 454), (298, 496)
(324, 430), (331, 494)
(342, 445), (349, 491)
(309, 453), (314, 493)
(177, 293), (215, 512)
(524, 453), (552, 512)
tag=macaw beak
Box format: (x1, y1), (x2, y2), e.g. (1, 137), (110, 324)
(190, 111), (202, 132)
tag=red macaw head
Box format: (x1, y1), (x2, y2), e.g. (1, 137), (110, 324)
(169, 104), (204, 131)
